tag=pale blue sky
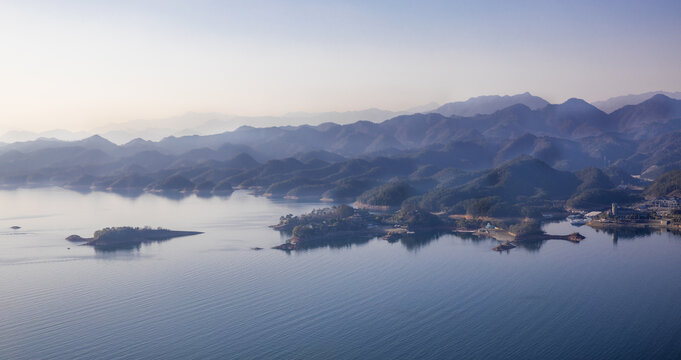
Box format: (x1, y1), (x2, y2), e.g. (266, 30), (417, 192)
(1, 0), (679, 131)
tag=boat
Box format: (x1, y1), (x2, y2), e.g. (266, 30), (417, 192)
(570, 218), (588, 226)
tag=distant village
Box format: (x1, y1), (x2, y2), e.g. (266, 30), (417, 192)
(585, 196), (681, 230)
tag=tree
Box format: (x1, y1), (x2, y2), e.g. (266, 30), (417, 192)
(335, 204), (354, 218)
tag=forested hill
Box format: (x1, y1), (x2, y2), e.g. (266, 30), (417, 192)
(0, 93), (679, 208)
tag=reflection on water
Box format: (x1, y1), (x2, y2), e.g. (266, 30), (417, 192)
(387, 230), (446, 251)
(49, 186), (231, 201)
(285, 235), (375, 253)
(91, 246), (149, 260)
(91, 239), (167, 253)
(515, 239), (545, 252)
(593, 226), (657, 240)
(274, 230), (453, 253)
(591, 226), (681, 246)
(2, 188), (681, 360)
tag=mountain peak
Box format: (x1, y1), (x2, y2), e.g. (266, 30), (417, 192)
(81, 134), (115, 145)
(501, 103), (533, 112)
(557, 98), (602, 113)
(647, 93), (673, 103)
(563, 98), (589, 105)
(227, 152), (260, 168)
(124, 138), (152, 146)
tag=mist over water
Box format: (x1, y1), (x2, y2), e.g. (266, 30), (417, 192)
(1, 188), (681, 359)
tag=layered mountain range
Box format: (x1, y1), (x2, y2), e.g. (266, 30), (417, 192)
(1, 92), (680, 211)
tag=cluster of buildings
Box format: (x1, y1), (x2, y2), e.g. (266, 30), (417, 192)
(588, 198), (681, 229)
(648, 197), (681, 211)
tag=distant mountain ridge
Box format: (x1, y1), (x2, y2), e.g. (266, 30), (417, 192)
(592, 91), (681, 113)
(6, 91), (678, 145)
(0, 129), (91, 143)
(2, 95), (681, 164)
(432, 92), (550, 117)
(609, 94), (681, 138)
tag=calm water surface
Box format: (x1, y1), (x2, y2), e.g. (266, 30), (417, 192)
(1, 188), (680, 359)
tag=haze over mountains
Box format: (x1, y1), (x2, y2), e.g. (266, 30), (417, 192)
(5, 91), (679, 145)
(1, 91), (681, 211)
(0, 103), (440, 145)
(592, 91), (681, 113)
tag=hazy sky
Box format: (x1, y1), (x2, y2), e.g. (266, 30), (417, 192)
(1, 0), (680, 131)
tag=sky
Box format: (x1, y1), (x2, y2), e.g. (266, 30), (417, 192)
(0, 0), (680, 132)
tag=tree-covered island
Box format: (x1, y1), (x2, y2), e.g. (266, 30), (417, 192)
(270, 205), (385, 250)
(67, 226), (203, 249)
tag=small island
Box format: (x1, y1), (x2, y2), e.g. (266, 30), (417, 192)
(67, 226), (203, 248)
(271, 205), (385, 250)
(272, 204), (451, 251)
(483, 221), (585, 252)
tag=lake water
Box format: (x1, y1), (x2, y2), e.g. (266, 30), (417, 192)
(1, 188), (681, 359)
